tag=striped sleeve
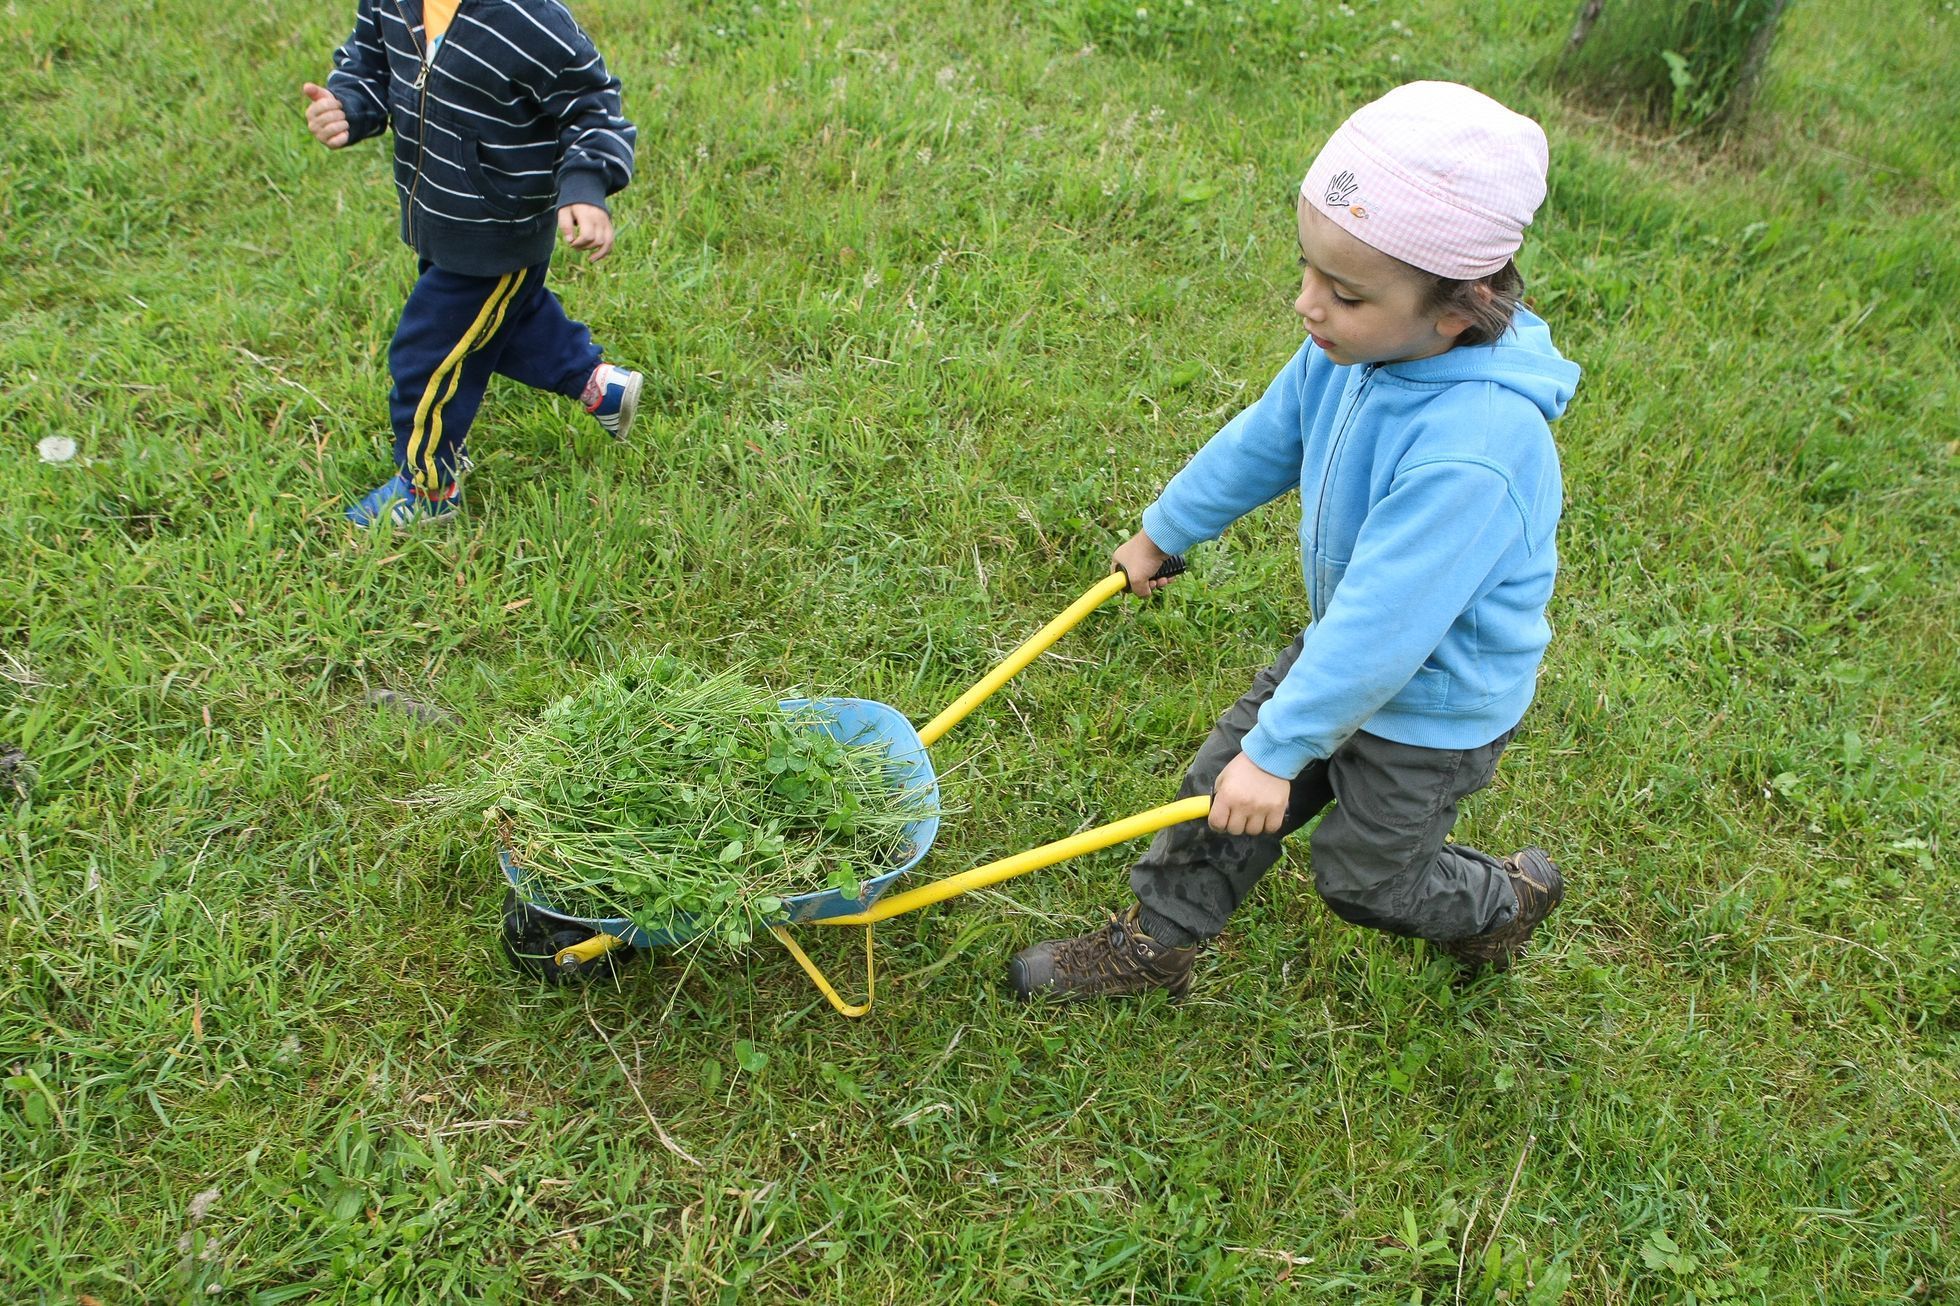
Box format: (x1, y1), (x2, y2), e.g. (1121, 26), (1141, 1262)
(326, 0), (393, 144)
(523, 3), (636, 209)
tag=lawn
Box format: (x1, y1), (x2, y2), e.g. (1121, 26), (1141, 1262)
(2, 0), (1955, 1300)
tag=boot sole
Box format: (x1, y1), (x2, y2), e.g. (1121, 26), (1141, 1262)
(345, 506), (462, 529)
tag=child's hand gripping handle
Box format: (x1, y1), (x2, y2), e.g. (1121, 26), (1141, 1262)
(1111, 529), (1186, 597)
(1115, 555), (1188, 590)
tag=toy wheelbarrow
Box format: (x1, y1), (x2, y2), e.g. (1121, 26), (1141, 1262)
(498, 561), (1214, 1015)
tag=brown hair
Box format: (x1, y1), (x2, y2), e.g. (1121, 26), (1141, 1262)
(1424, 260), (1525, 347)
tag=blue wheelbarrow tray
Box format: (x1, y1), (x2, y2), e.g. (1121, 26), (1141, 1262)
(499, 696), (943, 949)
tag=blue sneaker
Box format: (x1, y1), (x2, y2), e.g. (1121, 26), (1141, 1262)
(583, 362), (644, 440)
(345, 472), (460, 528)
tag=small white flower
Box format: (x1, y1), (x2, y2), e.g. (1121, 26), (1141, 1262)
(916, 145), (933, 165)
(1389, 52), (1401, 63)
(37, 436), (76, 463)
(936, 65), (956, 88)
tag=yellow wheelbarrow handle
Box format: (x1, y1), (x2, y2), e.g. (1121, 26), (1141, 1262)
(771, 794), (1212, 1016)
(915, 558), (1183, 748)
(915, 571), (1129, 747)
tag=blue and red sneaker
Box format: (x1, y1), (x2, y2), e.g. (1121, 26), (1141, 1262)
(345, 473), (460, 528)
(583, 362), (644, 440)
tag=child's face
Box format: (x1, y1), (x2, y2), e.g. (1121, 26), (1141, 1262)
(1293, 203), (1470, 367)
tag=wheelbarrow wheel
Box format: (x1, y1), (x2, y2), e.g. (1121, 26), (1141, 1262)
(501, 889), (636, 985)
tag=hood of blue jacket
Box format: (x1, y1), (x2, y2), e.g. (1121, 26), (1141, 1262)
(1379, 310), (1580, 421)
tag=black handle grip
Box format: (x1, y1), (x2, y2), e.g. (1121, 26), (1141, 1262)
(1115, 555), (1188, 587)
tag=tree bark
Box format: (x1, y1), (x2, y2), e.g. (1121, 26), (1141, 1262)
(1564, 0), (1606, 58)
(1712, 0), (1791, 127)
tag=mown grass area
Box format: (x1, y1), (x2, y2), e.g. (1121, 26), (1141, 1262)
(2, 0), (1955, 1300)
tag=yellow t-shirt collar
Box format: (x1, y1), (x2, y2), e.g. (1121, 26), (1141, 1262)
(424, 0), (460, 45)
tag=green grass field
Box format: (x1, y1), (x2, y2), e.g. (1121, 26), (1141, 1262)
(3, 0), (1956, 1300)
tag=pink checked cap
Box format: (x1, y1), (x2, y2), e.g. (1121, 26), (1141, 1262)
(1300, 81), (1549, 280)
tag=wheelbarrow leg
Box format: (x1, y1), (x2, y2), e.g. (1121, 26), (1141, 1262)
(774, 796), (1211, 1015)
(769, 924), (874, 1018)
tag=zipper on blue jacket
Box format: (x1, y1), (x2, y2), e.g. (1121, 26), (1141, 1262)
(1307, 362), (1376, 616)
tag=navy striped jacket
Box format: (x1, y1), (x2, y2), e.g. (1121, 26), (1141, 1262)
(327, 0), (636, 276)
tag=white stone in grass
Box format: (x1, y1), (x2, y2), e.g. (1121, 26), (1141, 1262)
(38, 436), (77, 463)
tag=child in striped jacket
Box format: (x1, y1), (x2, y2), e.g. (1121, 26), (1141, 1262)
(304, 0), (643, 527)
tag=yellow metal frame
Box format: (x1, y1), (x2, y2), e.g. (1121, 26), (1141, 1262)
(770, 569), (1213, 1016)
(555, 931), (627, 970)
(772, 796), (1210, 1015)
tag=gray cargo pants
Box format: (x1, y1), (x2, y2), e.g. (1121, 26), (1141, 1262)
(1132, 634), (1520, 947)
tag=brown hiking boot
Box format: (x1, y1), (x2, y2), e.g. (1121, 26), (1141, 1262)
(1436, 847), (1564, 972)
(1008, 905), (1199, 1002)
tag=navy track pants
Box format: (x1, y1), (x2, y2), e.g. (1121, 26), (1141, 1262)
(388, 259), (604, 495)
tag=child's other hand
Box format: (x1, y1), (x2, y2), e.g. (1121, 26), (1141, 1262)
(302, 83), (350, 149)
(1113, 529), (1177, 597)
(558, 204), (614, 262)
(1209, 753), (1290, 836)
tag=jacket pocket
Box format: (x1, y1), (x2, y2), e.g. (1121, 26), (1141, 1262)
(459, 137), (531, 220)
(1395, 663), (1451, 711)
(1308, 552), (1349, 619)
(387, 82), (420, 139)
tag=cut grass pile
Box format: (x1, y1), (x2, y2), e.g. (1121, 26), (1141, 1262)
(431, 656), (931, 945)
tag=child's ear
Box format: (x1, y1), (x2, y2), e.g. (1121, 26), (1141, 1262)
(1434, 281), (1493, 341)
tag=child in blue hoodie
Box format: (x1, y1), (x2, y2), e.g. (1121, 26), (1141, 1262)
(1011, 82), (1582, 1001)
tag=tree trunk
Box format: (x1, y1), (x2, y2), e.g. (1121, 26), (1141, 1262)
(1564, 0), (1606, 59)
(1711, 0), (1791, 127)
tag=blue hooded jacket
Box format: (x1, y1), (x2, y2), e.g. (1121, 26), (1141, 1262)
(1140, 309), (1581, 778)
